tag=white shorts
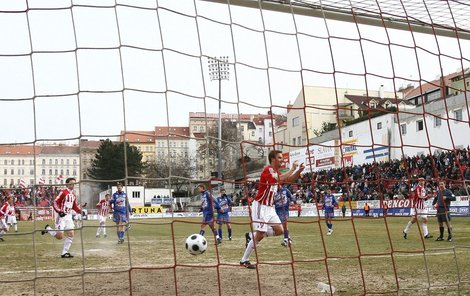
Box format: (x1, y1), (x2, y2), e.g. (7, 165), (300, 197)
(7, 215), (17, 224)
(55, 214), (76, 231)
(0, 218), (8, 230)
(251, 200), (281, 233)
(410, 207), (428, 219)
(98, 215), (107, 224)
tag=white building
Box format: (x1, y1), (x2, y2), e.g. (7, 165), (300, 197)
(390, 93), (470, 159)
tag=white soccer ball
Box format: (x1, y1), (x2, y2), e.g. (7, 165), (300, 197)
(185, 234), (207, 255)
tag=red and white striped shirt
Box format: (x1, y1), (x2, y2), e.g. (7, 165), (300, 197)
(0, 202), (9, 219)
(7, 204), (15, 216)
(53, 188), (81, 215)
(412, 184), (427, 210)
(254, 165), (282, 206)
(96, 199), (111, 217)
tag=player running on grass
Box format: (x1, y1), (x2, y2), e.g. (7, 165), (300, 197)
(214, 188), (233, 242)
(96, 193), (111, 238)
(322, 188), (338, 235)
(240, 150), (304, 269)
(110, 183), (132, 244)
(41, 177), (81, 258)
(274, 185), (295, 247)
(403, 177), (433, 239)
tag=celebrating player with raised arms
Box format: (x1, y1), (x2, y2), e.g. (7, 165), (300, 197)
(215, 188), (233, 241)
(110, 183), (132, 244)
(42, 177), (81, 258)
(403, 178), (433, 239)
(240, 150), (304, 269)
(96, 193), (111, 238)
(274, 185), (295, 246)
(198, 184), (221, 244)
(322, 188), (338, 235)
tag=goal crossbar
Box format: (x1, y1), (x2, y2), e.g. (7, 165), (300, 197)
(201, 0), (470, 41)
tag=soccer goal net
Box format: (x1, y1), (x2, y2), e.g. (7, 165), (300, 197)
(0, 0), (469, 295)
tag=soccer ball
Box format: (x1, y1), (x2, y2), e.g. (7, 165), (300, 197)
(185, 234), (207, 255)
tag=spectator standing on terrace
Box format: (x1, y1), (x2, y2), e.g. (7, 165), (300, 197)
(364, 203), (370, 217)
(433, 181), (456, 242)
(403, 178), (432, 239)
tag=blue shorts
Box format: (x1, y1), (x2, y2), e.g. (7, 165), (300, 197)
(276, 208), (289, 223)
(113, 212), (129, 223)
(202, 214), (214, 224)
(216, 213), (230, 224)
(324, 211), (335, 219)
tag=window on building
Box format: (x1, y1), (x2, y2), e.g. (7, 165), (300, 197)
(60, 159), (63, 165)
(22, 159), (24, 165)
(67, 159), (70, 165)
(251, 131), (255, 137)
(269, 122), (272, 128)
(49, 180), (52, 184)
(49, 159), (52, 165)
(132, 191), (141, 198)
(42, 169), (45, 175)
(66, 169), (70, 175)
(55, 159), (58, 165)
(11, 160), (14, 165)
(18, 169), (21, 175)
(29, 169), (33, 175)
(199, 126), (204, 131)
(349, 130), (353, 137)
(454, 109), (462, 122)
(292, 138), (296, 145)
(42, 159), (45, 165)
(10, 169), (14, 175)
(192, 125), (197, 131)
(400, 124), (407, 135)
(4, 169), (7, 175)
(60, 169), (64, 175)
(292, 117), (300, 127)
(3, 160), (6, 165)
(3, 179), (6, 186)
(416, 120), (424, 131)
(55, 169), (58, 175)
(49, 169), (52, 175)
(240, 125), (245, 132)
(434, 116), (442, 127)
(73, 169), (77, 176)
(73, 159), (77, 165)
(259, 128), (262, 133)
(377, 122), (382, 130)
(30, 159), (33, 165)
(297, 136), (301, 145)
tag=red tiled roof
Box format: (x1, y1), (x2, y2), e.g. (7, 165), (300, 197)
(120, 131), (156, 143)
(344, 95), (409, 110)
(154, 126), (190, 140)
(0, 145), (41, 155)
(189, 112), (253, 120)
(405, 69), (466, 99)
(40, 145), (80, 155)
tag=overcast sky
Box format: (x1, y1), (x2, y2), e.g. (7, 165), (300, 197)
(0, 0), (469, 144)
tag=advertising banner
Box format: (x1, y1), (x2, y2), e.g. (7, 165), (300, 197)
(18, 207), (54, 221)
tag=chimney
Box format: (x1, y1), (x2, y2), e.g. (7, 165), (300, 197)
(287, 102), (293, 113)
(379, 85), (384, 99)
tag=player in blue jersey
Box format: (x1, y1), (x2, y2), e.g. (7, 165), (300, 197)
(274, 185), (295, 247)
(109, 183), (132, 244)
(215, 188), (233, 241)
(322, 188), (338, 235)
(198, 184), (221, 244)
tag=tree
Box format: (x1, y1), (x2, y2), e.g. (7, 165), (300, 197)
(88, 139), (144, 188)
(196, 120), (241, 179)
(144, 155), (195, 194)
(313, 122), (337, 137)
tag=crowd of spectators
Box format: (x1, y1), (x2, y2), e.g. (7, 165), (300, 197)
(236, 148), (470, 205)
(0, 186), (59, 208)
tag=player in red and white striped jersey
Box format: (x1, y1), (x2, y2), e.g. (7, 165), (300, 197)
(0, 196), (13, 241)
(41, 177), (81, 258)
(403, 178), (433, 239)
(240, 150), (304, 269)
(96, 193), (111, 238)
(6, 198), (18, 232)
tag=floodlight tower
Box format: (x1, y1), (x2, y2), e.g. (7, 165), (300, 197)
(208, 56), (230, 181)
